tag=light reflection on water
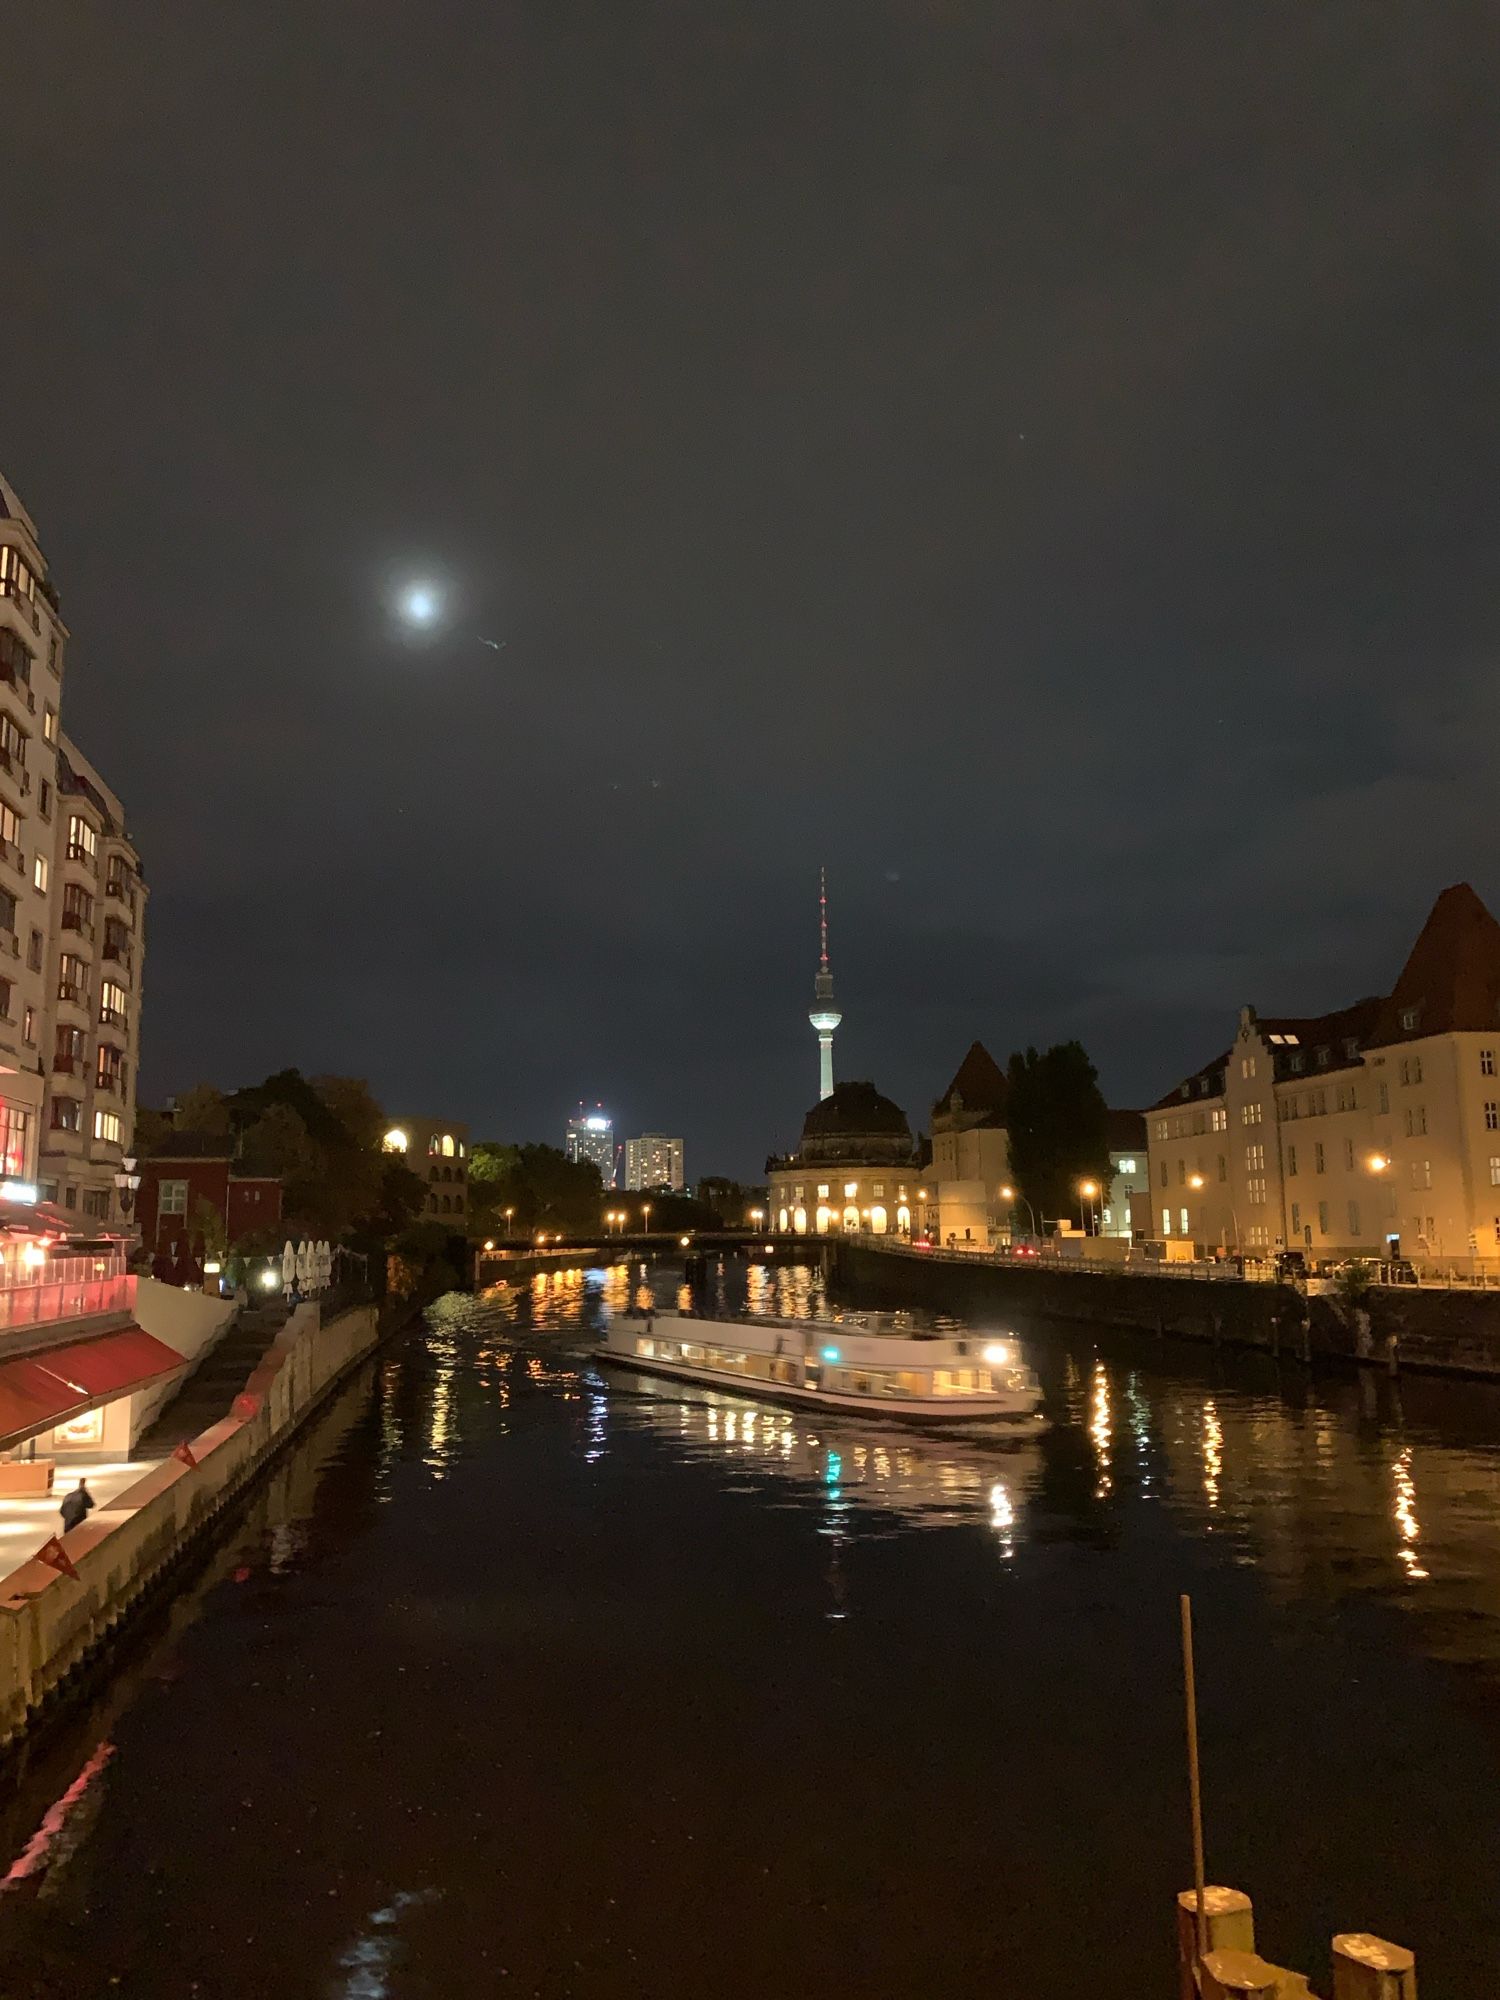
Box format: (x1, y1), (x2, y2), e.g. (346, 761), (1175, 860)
(435, 1256), (1500, 1686)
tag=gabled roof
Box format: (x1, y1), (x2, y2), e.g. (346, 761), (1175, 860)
(1150, 884), (1500, 1109)
(933, 1041), (1008, 1124)
(1368, 883), (1500, 1044)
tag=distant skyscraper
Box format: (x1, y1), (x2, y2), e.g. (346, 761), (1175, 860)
(808, 867), (841, 1102)
(566, 1104), (615, 1185)
(624, 1134), (685, 1192)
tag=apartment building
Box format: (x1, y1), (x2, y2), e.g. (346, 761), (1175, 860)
(1147, 884), (1500, 1266)
(623, 1134), (684, 1192)
(382, 1117), (469, 1226)
(0, 471), (144, 1227)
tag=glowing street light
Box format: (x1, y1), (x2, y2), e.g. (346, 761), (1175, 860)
(1368, 1154), (1389, 1174)
(1189, 1173), (1205, 1190)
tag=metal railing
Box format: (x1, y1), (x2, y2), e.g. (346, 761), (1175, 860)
(0, 1260), (132, 1333)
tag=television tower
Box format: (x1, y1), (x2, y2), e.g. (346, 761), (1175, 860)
(808, 867), (841, 1101)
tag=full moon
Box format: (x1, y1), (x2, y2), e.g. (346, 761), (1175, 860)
(399, 583), (441, 627)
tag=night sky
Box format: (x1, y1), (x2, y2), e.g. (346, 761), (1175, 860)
(2, 5), (1495, 1179)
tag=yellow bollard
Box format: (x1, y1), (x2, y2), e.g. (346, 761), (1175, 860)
(1332, 1933), (1416, 2000)
(1177, 1887), (1256, 2000)
(1200, 1947), (1289, 1999)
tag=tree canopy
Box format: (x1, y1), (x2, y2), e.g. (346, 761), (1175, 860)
(467, 1143), (604, 1234)
(1004, 1042), (1111, 1230)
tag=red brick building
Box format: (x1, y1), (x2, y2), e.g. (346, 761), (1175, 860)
(136, 1143), (282, 1263)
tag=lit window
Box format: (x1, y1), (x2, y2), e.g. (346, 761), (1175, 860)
(160, 1179), (188, 1215)
(1118, 1158), (1136, 1174)
(1161, 1207), (1172, 1236)
(99, 980), (127, 1027)
(42, 705), (57, 745)
(31, 854), (46, 893)
(66, 815), (98, 863)
(843, 1181), (858, 1198)
(1241, 1102), (1263, 1125)
(1179, 1207), (1189, 1235)
(816, 1184), (829, 1200)
(93, 1110), (122, 1145)
(1483, 1050), (1497, 1077)
(1491, 1158), (1500, 1187)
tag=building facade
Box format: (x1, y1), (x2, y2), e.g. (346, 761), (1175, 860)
(1147, 885), (1500, 1267)
(383, 1117), (470, 1226)
(0, 472), (144, 1229)
(623, 1133), (684, 1192)
(1102, 1109), (1148, 1239)
(566, 1105), (615, 1186)
(926, 1042), (1011, 1247)
(136, 1143), (283, 1268)
(767, 1080), (920, 1237)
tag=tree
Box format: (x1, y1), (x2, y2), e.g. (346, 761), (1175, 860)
(173, 1084), (231, 1138)
(1004, 1042), (1111, 1230)
(468, 1142), (603, 1234)
(190, 1195), (227, 1265)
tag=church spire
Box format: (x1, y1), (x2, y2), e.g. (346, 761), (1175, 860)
(808, 866), (841, 1101)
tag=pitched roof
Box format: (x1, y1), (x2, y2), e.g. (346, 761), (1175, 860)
(1368, 882), (1500, 1043)
(1150, 884), (1500, 1107)
(1106, 1108), (1147, 1152)
(933, 1041), (1008, 1123)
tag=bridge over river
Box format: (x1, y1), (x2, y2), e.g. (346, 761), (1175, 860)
(0, 1254), (1497, 1996)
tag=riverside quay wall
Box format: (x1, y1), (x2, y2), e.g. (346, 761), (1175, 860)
(0, 1299), (381, 1746)
(831, 1240), (1500, 1379)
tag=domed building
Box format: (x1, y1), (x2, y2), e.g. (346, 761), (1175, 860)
(767, 1080), (921, 1238)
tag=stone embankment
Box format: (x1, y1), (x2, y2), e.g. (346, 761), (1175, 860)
(833, 1240), (1500, 1378)
(0, 1299), (384, 1746)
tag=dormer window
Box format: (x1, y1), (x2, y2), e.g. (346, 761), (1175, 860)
(1400, 1007), (1420, 1032)
(1315, 1047), (1330, 1067)
(1343, 1039), (1359, 1059)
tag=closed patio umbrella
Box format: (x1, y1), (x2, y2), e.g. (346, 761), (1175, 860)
(281, 1240), (297, 1296)
(296, 1239), (313, 1289)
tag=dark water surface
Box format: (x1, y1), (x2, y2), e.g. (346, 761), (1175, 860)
(3, 1257), (1500, 1997)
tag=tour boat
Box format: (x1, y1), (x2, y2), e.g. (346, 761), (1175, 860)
(596, 1310), (1045, 1428)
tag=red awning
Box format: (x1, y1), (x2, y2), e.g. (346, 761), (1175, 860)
(0, 1327), (185, 1452)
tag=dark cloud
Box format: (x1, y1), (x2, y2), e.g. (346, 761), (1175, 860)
(2, 1), (1495, 1174)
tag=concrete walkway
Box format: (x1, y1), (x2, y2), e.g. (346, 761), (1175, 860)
(136, 1302), (290, 1455)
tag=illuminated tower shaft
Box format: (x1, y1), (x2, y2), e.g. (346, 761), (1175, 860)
(808, 868), (841, 1101)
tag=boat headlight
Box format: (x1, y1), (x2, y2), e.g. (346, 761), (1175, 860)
(982, 1341), (1009, 1366)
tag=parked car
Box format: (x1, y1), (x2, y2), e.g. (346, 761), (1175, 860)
(1274, 1248), (1308, 1280)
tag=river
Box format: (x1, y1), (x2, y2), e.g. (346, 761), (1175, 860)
(1, 1254), (1499, 1996)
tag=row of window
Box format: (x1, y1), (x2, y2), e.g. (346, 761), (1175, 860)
(781, 1180), (909, 1201)
(48, 1101), (123, 1144)
(51, 1028), (127, 1090)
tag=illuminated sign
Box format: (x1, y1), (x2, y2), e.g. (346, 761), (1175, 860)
(0, 1181), (38, 1204)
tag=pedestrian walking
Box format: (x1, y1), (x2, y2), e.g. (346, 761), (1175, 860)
(59, 1479), (94, 1534)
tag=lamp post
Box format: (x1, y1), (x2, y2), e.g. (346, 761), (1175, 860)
(1189, 1173), (1240, 1253)
(641, 1201), (652, 1237)
(113, 1155), (141, 1231)
(1077, 1179), (1100, 1235)
(1000, 1183), (1041, 1243)
(504, 1206), (515, 1240)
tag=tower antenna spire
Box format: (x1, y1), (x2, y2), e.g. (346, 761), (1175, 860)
(808, 866), (841, 1102)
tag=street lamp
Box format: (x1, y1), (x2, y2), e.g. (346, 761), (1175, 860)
(641, 1202), (652, 1236)
(1368, 1154), (1389, 1174)
(113, 1154), (141, 1222)
(749, 1207), (764, 1230)
(999, 1183), (1041, 1243)
(504, 1206), (516, 1236)
(1077, 1179), (1099, 1233)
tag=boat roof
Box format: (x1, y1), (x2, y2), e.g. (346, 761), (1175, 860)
(633, 1312), (1011, 1369)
